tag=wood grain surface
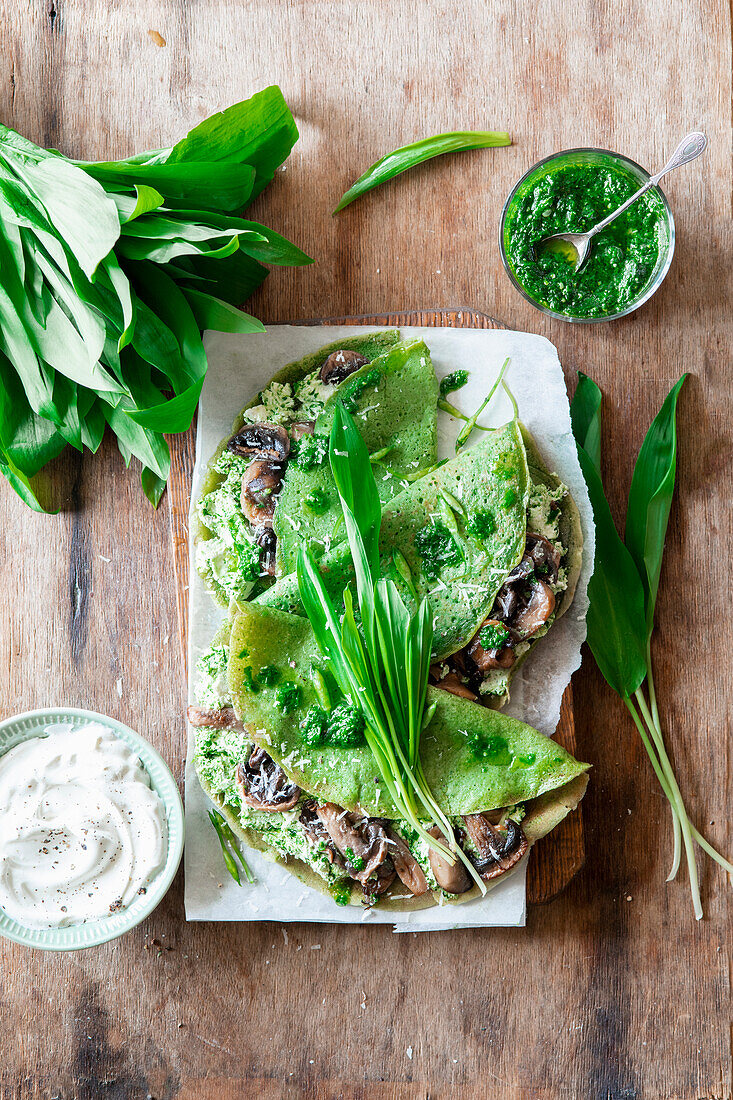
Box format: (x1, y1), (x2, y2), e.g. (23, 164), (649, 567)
(0, 2), (731, 1099)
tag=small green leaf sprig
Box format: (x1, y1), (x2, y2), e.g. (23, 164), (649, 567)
(208, 807), (254, 887)
(571, 372), (732, 919)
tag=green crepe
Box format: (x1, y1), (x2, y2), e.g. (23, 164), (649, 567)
(194, 330), (403, 606)
(228, 602), (589, 819)
(274, 338), (439, 574)
(257, 420), (530, 661)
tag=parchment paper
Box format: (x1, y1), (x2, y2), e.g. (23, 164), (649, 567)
(184, 326), (594, 930)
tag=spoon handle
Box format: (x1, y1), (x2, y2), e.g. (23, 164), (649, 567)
(588, 131), (707, 239)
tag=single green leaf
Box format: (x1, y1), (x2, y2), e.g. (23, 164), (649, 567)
(127, 374), (204, 433)
(334, 130), (512, 213)
(329, 403), (382, 575)
(166, 249), (269, 306)
(182, 287), (265, 334)
(625, 375), (687, 636)
(141, 465), (167, 507)
(127, 260), (206, 384)
(577, 444), (648, 697)
(165, 85), (298, 203)
(570, 372), (602, 476)
(79, 160), (257, 213)
(0, 450), (54, 512)
(118, 231), (242, 264)
(232, 219), (313, 267)
(130, 299), (198, 392)
(115, 184), (165, 223)
(0, 352), (66, 475)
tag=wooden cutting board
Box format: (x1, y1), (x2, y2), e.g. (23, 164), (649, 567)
(167, 306), (585, 906)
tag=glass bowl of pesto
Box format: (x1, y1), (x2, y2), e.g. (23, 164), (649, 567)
(499, 148), (675, 322)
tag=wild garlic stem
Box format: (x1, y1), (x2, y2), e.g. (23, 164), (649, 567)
(635, 686), (733, 875)
(631, 690), (702, 919)
(624, 695), (702, 918)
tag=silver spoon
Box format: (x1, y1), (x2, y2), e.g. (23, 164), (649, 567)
(534, 131), (708, 272)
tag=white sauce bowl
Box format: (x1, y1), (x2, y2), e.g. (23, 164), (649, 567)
(0, 708), (184, 951)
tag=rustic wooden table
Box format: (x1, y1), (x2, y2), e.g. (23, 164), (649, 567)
(1, 3), (730, 1098)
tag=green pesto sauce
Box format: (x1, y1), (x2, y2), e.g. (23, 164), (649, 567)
(468, 732), (536, 770)
(439, 370), (469, 398)
(276, 681), (302, 715)
(305, 487), (330, 515)
(466, 509), (496, 539)
(503, 158), (668, 318)
(292, 434), (329, 470)
(414, 519), (462, 578)
(298, 702), (366, 748)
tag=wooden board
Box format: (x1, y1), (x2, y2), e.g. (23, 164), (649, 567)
(0, 3), (730, 1098)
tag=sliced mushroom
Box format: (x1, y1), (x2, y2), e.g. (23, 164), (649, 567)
(513, 580), (555, 637)
(291, 420), (315, 441)
(314, 803), (394, 894)
(525, 532), (561, 583)
(384, 826), (428, 896)
(429, 668), (478, 701)
(236, 746), (301, 812)
(187, 705), (245, 731)
(255, 526), (277, 576)
(467, 618), (517, 673)
(319, 349), (369, 385)
(299, 800), (347, 870)
(227, 422), (290, 461)
(426, 825), (472, 894)
(460, 813), (528, 881)
(240, 460), (285, 526)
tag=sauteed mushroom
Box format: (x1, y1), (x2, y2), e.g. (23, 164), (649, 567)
(319, 349), (369, 385)
(236, 747), (301, 812)
(467, 619), (517, 672)
(314, 803), (395, 894)
(514, 580), (555, 637)
(525, 532), (561, 583)
(187, 705), (245, 732)
(426, 825), (472, 894)
(384, 826), (428, 896)
(460, 813), (528, 881)
(299, 800), (347, 870)
(240, 460), (285, 526)
(255, 526), (278, 575)
(227, 422), (290, 461)
(291, 420), (315, 440)
(429, 666), (478, 701)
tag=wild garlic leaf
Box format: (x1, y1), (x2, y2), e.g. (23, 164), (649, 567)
(165, 85), (299, 204)
(625, 375), (687, 636)
(5, 153), (120, 278)
(570, 372), (602, 476)
(141, 466), (167, 507)
(0, 352), (66, 476)
(334, 130), (511, 213)
(128, 260), (207, 383)
(81, 160), (257, 213)
(127, 375), (205, 433)
(182, 288), (265, 334)
(576, 444), (648, 698)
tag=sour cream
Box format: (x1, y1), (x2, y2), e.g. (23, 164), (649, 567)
(0, 722), (167, 929)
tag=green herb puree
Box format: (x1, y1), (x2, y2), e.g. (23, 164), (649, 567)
(503, 158), (668, 318)
(439, 370), (469, 398)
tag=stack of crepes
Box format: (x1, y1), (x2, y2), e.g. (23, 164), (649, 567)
(188, 330), (589, 911)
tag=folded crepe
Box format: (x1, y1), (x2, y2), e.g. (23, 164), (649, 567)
(190, 609), (589, 909)
(194, 331), (437, 605)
